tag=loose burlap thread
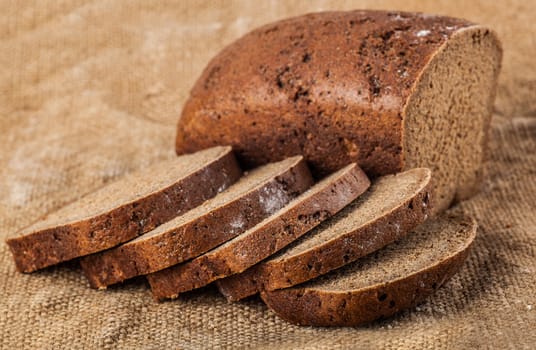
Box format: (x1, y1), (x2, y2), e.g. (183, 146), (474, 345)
(0, 1), (534, 349)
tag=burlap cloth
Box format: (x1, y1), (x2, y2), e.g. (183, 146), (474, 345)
(0, 1), (534, 349)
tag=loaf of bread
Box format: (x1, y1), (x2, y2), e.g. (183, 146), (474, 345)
(176, 10), (502, 213)
(5, 10), (497, 329)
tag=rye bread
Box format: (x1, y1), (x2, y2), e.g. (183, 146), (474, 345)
(217, 168), (432, 301)
(80, 156), (313, 289)
(6, 146), (241, 273)
(261, 213), (477, 326)
(148, 163), (371, 301)
(176, 10), (502, 212)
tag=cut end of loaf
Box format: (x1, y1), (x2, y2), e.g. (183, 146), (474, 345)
(403, 26), (502, 213)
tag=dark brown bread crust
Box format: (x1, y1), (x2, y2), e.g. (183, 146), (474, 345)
(261, 216), (477, 326)
(81, 157), (314, 289)
(6, 148), (241, 273)
(176, 10), (471, 176)
(217, 169), (432, 301)
(147, 164), (370, 301)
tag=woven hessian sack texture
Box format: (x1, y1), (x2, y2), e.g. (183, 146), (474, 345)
(0, 1), (534, 348)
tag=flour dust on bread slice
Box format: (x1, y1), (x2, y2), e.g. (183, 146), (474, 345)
(147, 163), (370, 300)
(261, 213), (477, 326)
(217, 168), (432, 301)
(81, 156), (313, 288)
(6, 146), (241, 273)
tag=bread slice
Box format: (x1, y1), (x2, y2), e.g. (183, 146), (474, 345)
(176, 10), (502, 213)
(6, 146), (241, 273)
(80, 156), (313, 289)
(217, 168), (432, 301)
(148, 163), (371, 300)
(261, 214), (477, 326)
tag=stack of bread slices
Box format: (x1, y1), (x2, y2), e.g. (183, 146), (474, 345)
(6, 10), (501, 327)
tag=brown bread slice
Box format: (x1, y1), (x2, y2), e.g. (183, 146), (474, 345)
(261, 213), (477, 326)
(176, 10), (502, 213)
(217, 168), (432, 301)
(148, 163), (371, 300)
(81, 156), (313, 289)
(6, 146), (241, 273)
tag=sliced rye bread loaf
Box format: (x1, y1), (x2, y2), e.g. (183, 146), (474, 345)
(6, 146), (241, 273)
(80, 156), (313, 289)
(148, 163), (371, 300)
(216, 168), (432, 301)
(261, 213), (477, 326)
(176, 10), (502, 213)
